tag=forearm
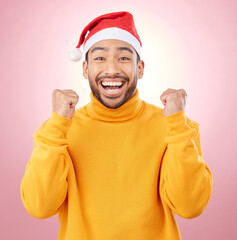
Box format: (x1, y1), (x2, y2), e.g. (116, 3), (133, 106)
(160, 110), (213, 219)
(21, 111), (73, 219)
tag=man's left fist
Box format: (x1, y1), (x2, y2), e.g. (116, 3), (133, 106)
(160, 88), (187, 116)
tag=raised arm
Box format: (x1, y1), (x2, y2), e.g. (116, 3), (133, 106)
(20, 89), (79, 219)
(20, 112), (73, 218)
(159, 110), (213, 219)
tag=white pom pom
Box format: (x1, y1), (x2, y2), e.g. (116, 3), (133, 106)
(68, 48), (82, 62)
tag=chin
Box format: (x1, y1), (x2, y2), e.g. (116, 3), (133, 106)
(100, 94), (127, 109)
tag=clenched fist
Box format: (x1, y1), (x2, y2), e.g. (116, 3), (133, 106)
(160, 88), (187, 117)
(52, 89), (79, 119)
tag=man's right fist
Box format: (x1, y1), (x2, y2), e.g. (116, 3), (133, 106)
(52, 89), (79, 119)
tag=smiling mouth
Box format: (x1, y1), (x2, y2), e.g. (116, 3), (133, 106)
(99, 79), (126, 96)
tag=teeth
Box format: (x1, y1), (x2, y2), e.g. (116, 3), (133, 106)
(101, 81), (123, 86)
(107, 89), (118, 92)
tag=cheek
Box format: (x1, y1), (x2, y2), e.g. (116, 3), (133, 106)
(88, 64), (101, 78)
(87, 65), (95, 79)
(125, 64), (137, 79)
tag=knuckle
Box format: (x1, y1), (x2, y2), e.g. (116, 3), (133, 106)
(52, 89), (58, 95)
(179, 89), (186, 94)
(52, 89), (60, 97)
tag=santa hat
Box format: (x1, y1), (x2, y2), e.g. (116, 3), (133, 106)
(68, 11), (142, 62)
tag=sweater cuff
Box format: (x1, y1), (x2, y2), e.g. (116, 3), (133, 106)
(41, 111), (73, 138)
(163, 110), (193, 136)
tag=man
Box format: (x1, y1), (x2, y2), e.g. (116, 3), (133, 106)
(21, 11), (213, 240)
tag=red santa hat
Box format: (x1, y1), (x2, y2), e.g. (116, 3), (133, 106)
(68, 11), (142, 62)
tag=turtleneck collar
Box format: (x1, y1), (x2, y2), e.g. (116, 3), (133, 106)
(85, 89), (144, 122)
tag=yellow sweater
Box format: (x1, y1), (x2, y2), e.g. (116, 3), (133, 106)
(21, 90), (213, 240)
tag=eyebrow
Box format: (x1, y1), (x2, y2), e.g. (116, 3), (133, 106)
(117, 47), (133, 54)
(90, 47), (108, 54)
(90, 46), (134, 54)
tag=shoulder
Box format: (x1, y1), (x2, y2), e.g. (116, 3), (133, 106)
(73, 105), (88, 120)
(140, 100), (200, 129)
(141, 100), (164, 118)
(137, 100), (167, 128)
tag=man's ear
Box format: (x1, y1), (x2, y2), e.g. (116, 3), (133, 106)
(137, 60), (145, 79)
(83, 60), (88, 79)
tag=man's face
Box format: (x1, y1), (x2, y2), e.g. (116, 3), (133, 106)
(83, 39), (144, 109)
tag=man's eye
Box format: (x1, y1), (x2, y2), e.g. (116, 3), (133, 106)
(95, 57), (104, 61)
(120, 57), (129, 61)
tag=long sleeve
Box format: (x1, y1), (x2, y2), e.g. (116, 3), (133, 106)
(159, 110), (213, 219)
(20, 111), (73, 219)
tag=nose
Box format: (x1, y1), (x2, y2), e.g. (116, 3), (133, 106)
(104, 59), (121, 75)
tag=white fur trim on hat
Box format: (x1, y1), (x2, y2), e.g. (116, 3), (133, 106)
(84, 27), (141, 56)
(68, 48), (82, 62)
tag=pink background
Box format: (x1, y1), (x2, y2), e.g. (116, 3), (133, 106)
(1, 0), (236, 239)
